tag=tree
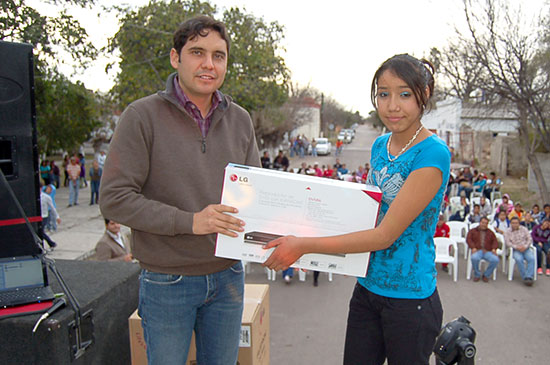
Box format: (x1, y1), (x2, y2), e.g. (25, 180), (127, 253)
(435, 0), (550, 202)
(35, 69), (100, 154)
(1, 0), (101, 155)
(108, 0), (289, 111)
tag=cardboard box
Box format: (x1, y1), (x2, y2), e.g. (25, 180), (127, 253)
(129, 284), (270, 365)
(216, 164), (382, 277)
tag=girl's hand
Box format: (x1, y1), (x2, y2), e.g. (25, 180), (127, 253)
(263, 235), (304, 271)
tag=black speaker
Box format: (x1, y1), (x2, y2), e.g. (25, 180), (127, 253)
(0, 41), (42, 258)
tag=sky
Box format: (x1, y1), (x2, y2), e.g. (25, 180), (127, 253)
(28, 0), (544, 116)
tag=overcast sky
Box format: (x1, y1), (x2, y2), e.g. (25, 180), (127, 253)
(29, 0), (544, 116)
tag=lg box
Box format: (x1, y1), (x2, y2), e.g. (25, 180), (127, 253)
(216, 164), (381, 277)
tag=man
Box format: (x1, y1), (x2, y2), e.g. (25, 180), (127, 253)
(66, 155), (81, 207)
(260, 151), (271, 169)
(479, 195), (492, 218)
(100, 16), (260, 365)
(531, 218), (550, 276)
(272, 150), (289, 171)
(505, 217), (535, 286)
(96, 150), (107, 169)
(95, 219), (132, 262)
(466, 216), (500, 282)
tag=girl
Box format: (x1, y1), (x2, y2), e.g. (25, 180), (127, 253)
(264, 54), (450, 364)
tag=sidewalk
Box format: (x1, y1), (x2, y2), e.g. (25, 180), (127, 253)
(46, 182), (117, 260)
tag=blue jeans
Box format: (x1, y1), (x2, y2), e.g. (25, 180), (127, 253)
(138, 262), (244, 365)
(512, 248), (535, 280)
(534, 242), (550, 269)
(471, 250), (499, 278)
(282, 268), (294, 278)
(68, 180), (79, 205)
(90, 180), (100, 204)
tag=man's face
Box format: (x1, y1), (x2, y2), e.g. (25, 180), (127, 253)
(511, 219), (520, 230)
(106, 221), (121, 235)
(474, 206), (480, 214)
(479, 219), (489, 230)
(543, 221), (550, 230)
(480, 197), (486, 204)
(545, 206), (550, 215)
(170, 30), (228, 102)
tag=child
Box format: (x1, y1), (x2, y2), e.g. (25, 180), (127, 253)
(264, 54), (450, 364)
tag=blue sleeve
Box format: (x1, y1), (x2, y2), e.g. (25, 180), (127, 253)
(412, 138), (451, 179)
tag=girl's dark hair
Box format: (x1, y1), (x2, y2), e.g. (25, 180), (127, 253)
(370, 54), (435, 113)
(173, 15), (230, 57)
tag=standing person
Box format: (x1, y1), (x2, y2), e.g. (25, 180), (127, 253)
(311, 138), (318, 156)
(505, 217), (535, 286)
(99, 16), (260, 365)
(89, 160), (102, 205)
(96, 150), (107, 169)
(42, 183), (58, 232)
(40, 160), (51, 185)
(40, 183), (61, 238)
(50, 160), (60, 188)
(62, 154), (69, 187)
(78, 153), (88, 188)
(66, 156), (81, 207)
(264, 54), (450, 364)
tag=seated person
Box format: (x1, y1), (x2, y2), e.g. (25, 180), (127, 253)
(495, 194), (513, 216)
(505, 216), (535, 286)
(95, 219), (132, 262)
(449, 195), (470, 222)
(531, 219), (550, 276)
(493, 210), (510, 235)
(468, 204), (483, 224)
(483, 172), (502, 199)
(479, 196), (492, 218)
(466, 217), (500, 282)
(434, 214), (451, 272)
(531, 204), (543, 224)
(521, 212), (536, 231)
(508, 202), (524, 221)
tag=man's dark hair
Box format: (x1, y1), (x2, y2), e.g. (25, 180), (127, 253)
(510, 216), (520, 222)
(480, 216), (489, 223)
(173, 15), (230, 57)
(104, 218), (112, 225)
(544, 204), (550, 209)
(473, 204), (480, 209)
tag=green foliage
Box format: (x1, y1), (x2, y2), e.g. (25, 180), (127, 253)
(108, 0), (289, 112)
(35, 70), (101, 155)
(1, 0), (101, 155)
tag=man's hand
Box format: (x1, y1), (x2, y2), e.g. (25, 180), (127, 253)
(192, 204), (244, 237)
(263, 235), (304, 271)
(123, 253), (133, 262)
(56, 218), (61, 225)
(472, 248), (478, 253)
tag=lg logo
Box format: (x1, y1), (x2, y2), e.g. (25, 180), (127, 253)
(230, 174), (249, 183)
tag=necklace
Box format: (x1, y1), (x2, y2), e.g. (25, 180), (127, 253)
(386, 124), (424, 162)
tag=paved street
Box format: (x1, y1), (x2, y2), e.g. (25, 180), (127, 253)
(45, 124), (550, 364)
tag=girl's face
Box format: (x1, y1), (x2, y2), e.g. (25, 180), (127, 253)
(375, 70), (423, 136)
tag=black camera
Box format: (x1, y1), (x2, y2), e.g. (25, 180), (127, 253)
(434, 316), (476, 365)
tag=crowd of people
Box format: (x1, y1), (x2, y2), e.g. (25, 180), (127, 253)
(438, 166), (550, 286)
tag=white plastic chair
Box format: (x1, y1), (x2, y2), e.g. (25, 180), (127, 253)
(434, 237), (458, 282)
(507, 246), (538, 281)
(466, 247), (498, 280)
(447, 221), (469, 259)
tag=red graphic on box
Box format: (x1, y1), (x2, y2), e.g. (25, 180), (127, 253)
(362, 190), (383, 203)
(230, 174), (238, 182)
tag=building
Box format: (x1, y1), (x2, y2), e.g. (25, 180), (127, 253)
(289, 97), (321, 141)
